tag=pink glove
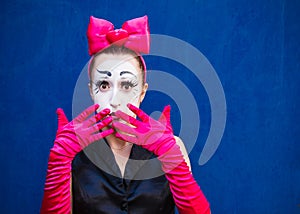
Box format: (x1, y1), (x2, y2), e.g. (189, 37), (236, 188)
(113, 104), (210, 214)
(41, 104), (113, 214)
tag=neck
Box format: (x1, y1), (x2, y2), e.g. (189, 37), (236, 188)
(106, 132), (132, 177)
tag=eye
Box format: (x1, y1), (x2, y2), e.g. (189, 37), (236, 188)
(120, 81), (136, 91)
(97, 81), (110, 92)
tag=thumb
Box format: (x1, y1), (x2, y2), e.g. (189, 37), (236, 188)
(56, 108), (69, 128)
(158, 105), (171, 125)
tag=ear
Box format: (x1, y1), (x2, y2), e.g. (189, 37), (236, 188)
(88, 82), (94, 101)
(139, 83), (148, 103)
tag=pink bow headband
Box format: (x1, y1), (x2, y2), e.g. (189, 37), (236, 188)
(86, 15), (150, 81)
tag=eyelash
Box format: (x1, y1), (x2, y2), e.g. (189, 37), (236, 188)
(93, 80), (138, 94)
(120, 80), (138, 89)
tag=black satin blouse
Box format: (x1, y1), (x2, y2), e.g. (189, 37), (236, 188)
(71, 139), (175, 214)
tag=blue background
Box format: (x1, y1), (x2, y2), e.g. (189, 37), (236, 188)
(1, 0), (299, 213)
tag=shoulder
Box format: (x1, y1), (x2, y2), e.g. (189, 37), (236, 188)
(174, 136), (192, 172)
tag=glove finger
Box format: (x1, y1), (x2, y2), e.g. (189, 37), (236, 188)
(85, 108), (110, 127)
(115, 132), (138, 144)
(74, 104), (99, 123)
(115, 110), (141, 127)
(96, 108), (111, 120)
(96, 116), (113, 130)
(127, 103), (149, 122)
(56, 108), (69, 128)
(86, 116), (113, 134)
(158, 105), (171, 124)
(113, 121), (137, 136)
(91, 128), (114, 141)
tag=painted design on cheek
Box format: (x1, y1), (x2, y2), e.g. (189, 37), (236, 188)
(93, 84), (100, 94)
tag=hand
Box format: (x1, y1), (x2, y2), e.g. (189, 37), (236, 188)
(112, 103), (175, 157)
(51, 104), (114, 160)
(41, 104), (114, 214)
(113, 104), (210, 214)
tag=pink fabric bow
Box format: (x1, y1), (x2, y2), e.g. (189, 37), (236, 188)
(87, 15), (150, 56)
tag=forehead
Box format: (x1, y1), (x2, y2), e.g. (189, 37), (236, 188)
(92, 54), (140, 76)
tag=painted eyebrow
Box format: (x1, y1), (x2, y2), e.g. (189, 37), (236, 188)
(120, 71), (136, 77)
(96, 69), (112, 77)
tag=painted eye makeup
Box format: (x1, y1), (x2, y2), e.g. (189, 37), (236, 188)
(120, 80), (138, 91)
(94, 80), (111, 93)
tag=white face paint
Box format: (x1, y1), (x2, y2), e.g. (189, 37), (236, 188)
(90, 54), (144, 118)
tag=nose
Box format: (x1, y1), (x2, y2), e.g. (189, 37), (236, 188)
(110, 88), (121, 109)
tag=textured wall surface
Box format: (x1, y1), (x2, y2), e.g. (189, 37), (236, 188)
(0, 0), (299, 213)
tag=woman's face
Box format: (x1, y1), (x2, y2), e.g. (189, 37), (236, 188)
(89, 53), (147, 118)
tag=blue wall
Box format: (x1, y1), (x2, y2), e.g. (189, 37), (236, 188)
(0, 0), (299, 213)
